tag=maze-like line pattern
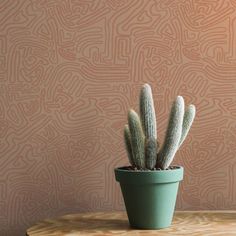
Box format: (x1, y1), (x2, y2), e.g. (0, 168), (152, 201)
(1, 0), (236, 235)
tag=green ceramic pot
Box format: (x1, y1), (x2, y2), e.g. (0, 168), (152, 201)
(114, 166), (184, 229)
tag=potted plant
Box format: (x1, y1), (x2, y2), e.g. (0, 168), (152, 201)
(115, 83), (196, 229)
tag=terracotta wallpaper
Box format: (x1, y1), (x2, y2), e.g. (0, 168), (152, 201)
(1, 0), (236, 235)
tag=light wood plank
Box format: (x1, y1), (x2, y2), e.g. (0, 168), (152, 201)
(26, 211), (236, 235)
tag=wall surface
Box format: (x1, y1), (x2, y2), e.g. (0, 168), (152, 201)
(1, 0), (236, 235)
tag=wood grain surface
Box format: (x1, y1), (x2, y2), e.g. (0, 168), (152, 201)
(26, 211), (236, 236)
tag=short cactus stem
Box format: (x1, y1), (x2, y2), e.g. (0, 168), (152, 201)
(179, 104), (196, 147)
(128, 109), (145, 169)
(124, 124), (135, 167)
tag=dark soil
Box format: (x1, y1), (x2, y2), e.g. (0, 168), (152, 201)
(118, 165), (181, 171)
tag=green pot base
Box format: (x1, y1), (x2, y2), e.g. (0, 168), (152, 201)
(115, 166), (184, 229)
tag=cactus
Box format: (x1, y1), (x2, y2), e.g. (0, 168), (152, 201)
(156, 96), (184, 170)
(124, 124), (135, 166)
(128, 109), (145, 169)
(140, 84), (157, 139)
(124, 84), (196, 170)
(179, 104), (196, 147)
(145, 137), (158, 169)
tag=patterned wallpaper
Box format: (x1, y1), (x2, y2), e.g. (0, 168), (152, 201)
(1, 0), (236, 235)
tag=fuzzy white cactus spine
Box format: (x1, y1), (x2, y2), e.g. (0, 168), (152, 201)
(139, 84), (157, 139)
(145, 137), (158, 169)
(124, 124), (135, 166)
(139, 84), (158, 169)
(128, 109), (145, 169)
(179, 104), (196, 147)
(157, 96), (185, 170)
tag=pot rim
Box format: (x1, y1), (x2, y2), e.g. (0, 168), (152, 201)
(115, 165), (183, 172)
(114, 165), (184, 184)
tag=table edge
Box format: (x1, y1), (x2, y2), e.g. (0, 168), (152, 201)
(26, 210), (236, 235)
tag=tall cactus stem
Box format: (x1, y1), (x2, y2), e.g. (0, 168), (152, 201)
(140, 84), (157, 139)
(157, 96), (185, 170)
(145, 137), (158, 169)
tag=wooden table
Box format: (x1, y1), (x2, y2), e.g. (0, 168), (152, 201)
(26, 211), (236, 236)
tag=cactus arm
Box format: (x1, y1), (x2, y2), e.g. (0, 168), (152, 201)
(124, 124), (135, 166)
(179, 104), (196, 148)
(157, 96), (185, 170)
(145, 137), (158, 169)
(128, 109), (145, 169)
(139, 83), (157, 139)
